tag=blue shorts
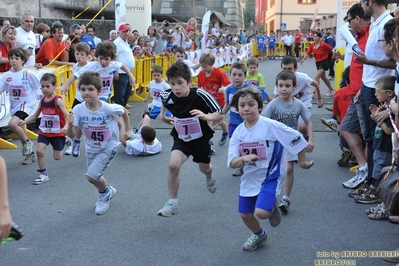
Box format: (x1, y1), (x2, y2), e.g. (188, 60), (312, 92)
(228, 123), (239, 138)
(85, 147), (118, 181)
(269, 45), (275, 50)
(38, 134), (66, 151)
(258, 45), (265, 52)
(149, 106), (172, 119)
(238, 180), (277, 214)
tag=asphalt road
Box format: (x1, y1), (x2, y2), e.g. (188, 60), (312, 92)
(1, 58), (398, 266)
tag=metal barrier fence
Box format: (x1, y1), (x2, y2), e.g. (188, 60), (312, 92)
(252, 41), (313, 58)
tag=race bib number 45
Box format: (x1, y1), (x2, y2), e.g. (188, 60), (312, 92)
(84, 126), (111, 143)
(174, 116), (203, 142)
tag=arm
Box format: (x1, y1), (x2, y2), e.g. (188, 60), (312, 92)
(67, 112), (77, 139)
(143, 89), (151, 102)
(355, 55), (396, 69)
(190, 109), (223, 122)
(118, 118), (127, 147)
(120, 64), (136, 86)
(304, 119), (314, 153)
(297, 149), (315, 169)
(222, 103), (230, 115)
(0, 157), (11, 242)
(160, 104), (174, 125)
(311, 79), (323, 108)
(57, 98), (69, 133)
(381, 120), (394, 135)
(266, 95), (273, 102)
(230, 154), (258, 169)
(300, 53), (310, 64)
(57, 74), (77, 93)
(20, 102), (42, 125)
(120, 108), (132, 141)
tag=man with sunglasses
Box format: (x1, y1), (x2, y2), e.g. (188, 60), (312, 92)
(341, 0), (396, 196)
(15, 12), (41, 68)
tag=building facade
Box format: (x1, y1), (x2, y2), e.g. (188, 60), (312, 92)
(264, 0), (340, 32)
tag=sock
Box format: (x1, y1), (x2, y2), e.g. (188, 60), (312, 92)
(37, 169), (47, 175)
(26, 139), (30, 143)
(255, 228), (265, 237)
(169, 199), (178, 205)
(283, 195), (290, 202)
(75, 138), (81, 142)
(222, 131), (228, 135)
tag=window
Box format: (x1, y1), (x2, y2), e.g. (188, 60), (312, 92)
(270, 20), (275, 32)
(298, 0), (316, 3)
(270, 0), (275, 7)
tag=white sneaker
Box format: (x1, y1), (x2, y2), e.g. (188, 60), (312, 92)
(64, 145), (73, 155)
(342, 166), (368, 189)
(243, 231), (267, 251)
(22, 153), (36, 165)
(95, 186), (116, 215)
(157, 200), (178, 217)
(325, 90), (335, 97)
(33, 174), (49, 185)
(321, 118), (338, 131)
(22, 141), (33, 156)
(206, 177), (216, 193)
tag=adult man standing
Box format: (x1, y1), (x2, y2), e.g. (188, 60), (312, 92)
(79, 24), (95, 48)
(324, 30), (336, 79)
(342, 0), (395, 198)
(155, 21), (169, 55)
(282, 31), (293, 56)
(294, 29), (303, 59)
(16, 13), (40, 67)
(113, 24), (136, 107)
(86, 26), (101, 46)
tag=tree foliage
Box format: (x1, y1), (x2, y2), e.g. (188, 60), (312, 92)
(243, 0), (255, 29)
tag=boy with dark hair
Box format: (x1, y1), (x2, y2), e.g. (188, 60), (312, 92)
(157, 61), (224, 217)
(263, 70), (314, 213)
(67, 71), (131, 215)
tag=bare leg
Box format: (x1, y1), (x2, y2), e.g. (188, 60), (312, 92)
(8, 116), (28, 144)
(36, 142), (47, 170)
(340, 131), (367, 167)
(167, 150), (188, 199)
(283, 162), (295, 197)
(241, 213), (262, 233)
(86, 176), (107, 192)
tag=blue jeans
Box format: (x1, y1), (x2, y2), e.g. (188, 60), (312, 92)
(113, 74), (132, 107)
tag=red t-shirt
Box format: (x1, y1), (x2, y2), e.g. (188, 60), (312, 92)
(348, 25), (370, 95)
(197, 67), (231, 107)
(0, 42), (11, 72)
(295, 32), (303, 44)
(333, 86), (352, 122)
(306, 41), (333, 62)
(35, 38), (66, 66)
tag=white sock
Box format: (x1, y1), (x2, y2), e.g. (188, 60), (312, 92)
(169, 199), (178, 205)
(283, 195), (290, 201)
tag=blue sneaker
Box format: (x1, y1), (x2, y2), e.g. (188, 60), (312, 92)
(209, 141), (216, 155)
(72, 139), (81, 157)
(218, 132), (228, 145)
(243, 230), (267, 251)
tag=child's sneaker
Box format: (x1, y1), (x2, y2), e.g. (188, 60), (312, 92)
(22, 141), (33, 156)
(22, 153), (36, 165)
(64, 145), (73, 155)
(337, 151), (351, 167)
(33, 174), (49, 185)
(279, 198), (290, 213)
(142, 103), (154, 118)
(95, 185), (116, 215)
(209, 141), (216, 155)
(243, 231), (267, 251)
(72, 139), (81, 157)
(232, 168), (243, 176)
(157, 200), (179, 217)
(325, 90), (335, 97)
(206, 176), (217, 193)
(269, 201), (281, 227)
(218, 132), (228, 145)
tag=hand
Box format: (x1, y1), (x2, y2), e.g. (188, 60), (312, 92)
(332, 51), (341, 60)
(218, 86), (226, 93)
(301, 160), (315, 169)
(35, 63), (43, 69)
(372, 107), (389, 123)
(57, 86), (68, 95)
(19, 119), (26, 126)
(242, 154), (258, 163)
(306, 140), (314, 153)
(189, 109), (206, 120)
(166, 116), (174, 125)
(64, 39), (71, 49)
(354, 53), (369, 64)
(67, 112), (74, 125)
(0, 209), (12, 243)
(300, 60), (304, 65)
(113, 72), (119, 81)
(129, 75), (136, 88)
(143, 98), (147, 103)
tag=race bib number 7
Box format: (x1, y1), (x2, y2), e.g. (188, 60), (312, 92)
(174, 116), (203, 142)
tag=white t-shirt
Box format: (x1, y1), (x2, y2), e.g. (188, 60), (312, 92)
(72, 101), (124, 153)
(125, 127), (162, 156)
(273, 72), (314, 108)
(16, 27), (36, 67)
(0, 68), (40, 114)
(148, 80), (170, 107)
(75, 61), (123, 100)
(363, 10), (395, 87)
(227, 116), (308, 197)
(344, 42), (353, 69)
(114, 37), (135, 73)
(282, 35), (293, 46)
